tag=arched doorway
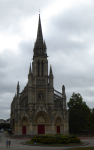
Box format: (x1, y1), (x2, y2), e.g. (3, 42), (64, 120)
(55, 117), (62, 133)
(33, 111), (50, 134)
(22, 126), (26, 134)
(20, 116), (29, 135)
(37, 116), (45, 134)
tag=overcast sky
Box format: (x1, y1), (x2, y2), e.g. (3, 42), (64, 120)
(0, 0), (94, 119)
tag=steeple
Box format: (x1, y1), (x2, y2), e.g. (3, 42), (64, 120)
(36, 14), (43, 44)
(33, 14), (47, 57)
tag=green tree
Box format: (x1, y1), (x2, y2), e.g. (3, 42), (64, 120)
(86, 108), (94, 130)
(67, 92), (90, 135)
(0, 123), (10, 130)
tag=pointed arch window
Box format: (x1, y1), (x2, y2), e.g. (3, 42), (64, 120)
(42, 61), (43, 76)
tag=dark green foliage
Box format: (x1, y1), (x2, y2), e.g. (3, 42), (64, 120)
(31, 134), (80, 144)
(55, 133), (62, 136)
(0, 123), (10, 130)
(85, 108), (94, 130)
(32, 137), (43, 143)
(70, 138), (80, 143)
(67, 93), (90, 134)
(71, 135), (77, 138)
(42, 138), (56, 144)
(62, 140), (70, 144)
(61, 137), (69, 140)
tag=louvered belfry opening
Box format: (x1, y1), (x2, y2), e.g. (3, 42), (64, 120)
(38, 61), (40, 76)
(41, 61), (43, 76)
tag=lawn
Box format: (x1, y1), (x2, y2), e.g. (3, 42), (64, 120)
(69, 147), (94, 150)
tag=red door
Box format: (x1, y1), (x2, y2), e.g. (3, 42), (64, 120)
(57, 126), (60, 133)
(38, 125), (45, 134)
(22, 126), (26, 134)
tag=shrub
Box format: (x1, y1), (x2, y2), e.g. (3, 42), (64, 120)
(55, 133), (62, 136)
(71, 135), (77, 138)
(58, 139), (70, 144)
(42, 138), (55, 144)
(35, 135), (40, 138)
(54, 134), (63, 139)
(32, 137), (37, 142)
(58, 140), (62, 144)
(32, 134), (80, 144)
(36, 138), (43, 142)
(70, 138), (80, 143)
(61, 137), (69, 140)
(62, 140), (70, 144)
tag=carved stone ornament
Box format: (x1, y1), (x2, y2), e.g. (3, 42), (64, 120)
(38, 93), (44, 99)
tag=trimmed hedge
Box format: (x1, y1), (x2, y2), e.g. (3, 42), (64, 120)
(71, 135), (77, 138)
(70, 138), (80, 143)
(31, 134), (80, 144)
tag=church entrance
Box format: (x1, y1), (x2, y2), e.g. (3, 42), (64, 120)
(57, 126), (60, 133)
(38, 125), (45, 134)
(22, 126), (26, 134)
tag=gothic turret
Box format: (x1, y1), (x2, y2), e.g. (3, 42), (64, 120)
(49, 65), (53, 87)
(62, 85), (65, 96)
(28, 63), (33, 87)
(33, 14), (47, 57)
(49, 65), (53, 75)
(17, 81), (20, 97)
(62, 85), (66, 110)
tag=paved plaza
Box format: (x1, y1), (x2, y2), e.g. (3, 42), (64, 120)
(0, 133), (94, 150)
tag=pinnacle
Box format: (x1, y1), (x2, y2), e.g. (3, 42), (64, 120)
(50, 65), (53, 75)
(17, 81), (19, 88)
(29, 63), (32, 75)
(29, 63), (31, 74)
(62, 85), (65, 90)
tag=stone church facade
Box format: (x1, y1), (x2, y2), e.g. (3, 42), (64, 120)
(10, 15), (69, 135)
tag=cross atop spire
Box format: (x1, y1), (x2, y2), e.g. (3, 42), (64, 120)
(38, 8), (41, 14)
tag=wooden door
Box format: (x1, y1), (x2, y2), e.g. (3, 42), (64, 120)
(22, 126), (26, 134)
(57, 126), (60, 133)
(38, 125), (45, 134)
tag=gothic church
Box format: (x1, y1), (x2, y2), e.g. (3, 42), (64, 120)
(10, 15), (69, 135)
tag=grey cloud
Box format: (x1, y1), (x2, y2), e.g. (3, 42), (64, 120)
(0, 0), (55, 30)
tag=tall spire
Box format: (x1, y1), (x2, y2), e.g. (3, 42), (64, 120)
(36, 14), (43, 44)
(33, 14), (47, 57)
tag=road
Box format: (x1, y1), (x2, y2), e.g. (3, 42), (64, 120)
(0, 133), (94, 150)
